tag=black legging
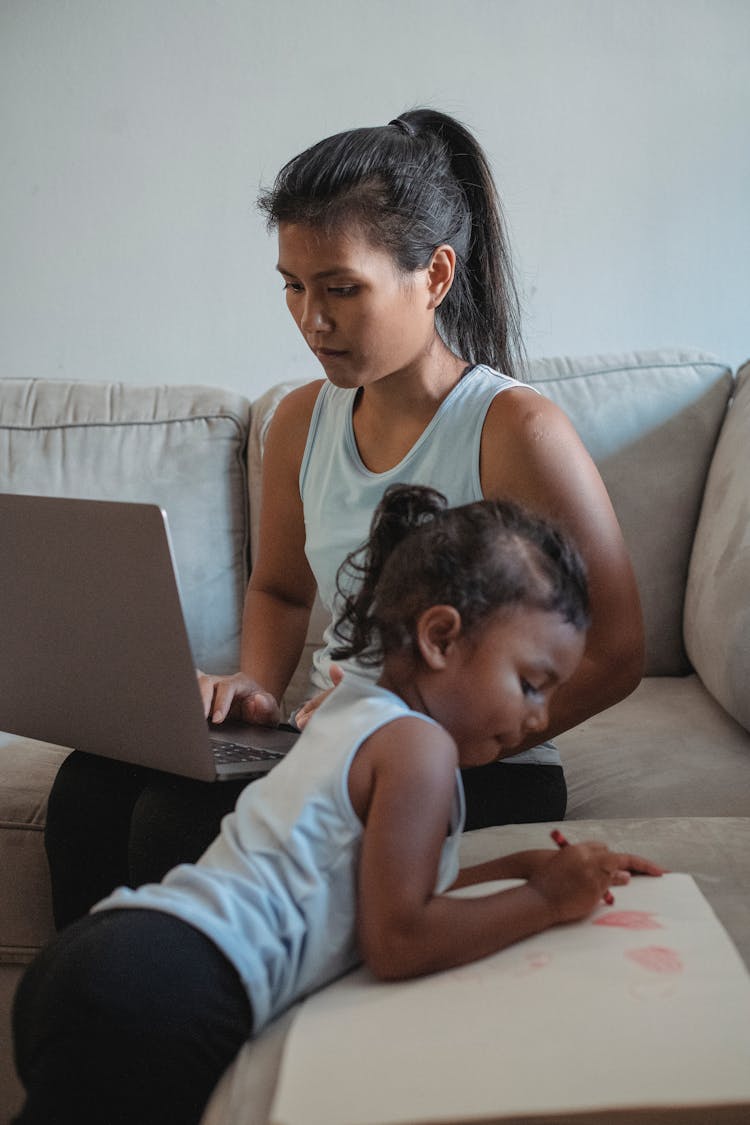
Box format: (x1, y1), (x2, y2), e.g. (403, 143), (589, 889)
(12, 909), (253, 1125)
(44, 750), (566, 929)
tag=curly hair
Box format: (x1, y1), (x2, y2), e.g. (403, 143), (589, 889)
(331, 484), (590, 666)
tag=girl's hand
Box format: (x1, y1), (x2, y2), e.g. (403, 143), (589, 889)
(528, 843), (652, 924)
(294, 663), (344, 729)
(196, 670), (280, 727)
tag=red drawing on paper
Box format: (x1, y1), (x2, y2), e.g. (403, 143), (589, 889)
(513, 951), (552, 978)
(625, 945), (684, 973)
(593, 910), (663, 930)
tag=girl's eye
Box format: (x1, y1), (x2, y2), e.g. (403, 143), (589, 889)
(521, 679), (543, 699)
(282, 281), (304, 294)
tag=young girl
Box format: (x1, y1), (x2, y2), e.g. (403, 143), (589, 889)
(45, 108), (643, 928)
(14, 486), (661, 1125)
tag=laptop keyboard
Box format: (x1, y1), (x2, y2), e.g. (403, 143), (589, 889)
(210, 737), (286, 765)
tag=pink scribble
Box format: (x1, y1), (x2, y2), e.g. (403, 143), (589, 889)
(593, 910), (663, 930)
(625, 946), (683, 974)
(513, 951), (552, 978)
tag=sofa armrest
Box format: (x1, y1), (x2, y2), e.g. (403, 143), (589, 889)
(685, 361), (750, 733)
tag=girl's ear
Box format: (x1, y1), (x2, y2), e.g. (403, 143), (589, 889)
(416, 605), (463, 669)
(425, 245), (456, 310)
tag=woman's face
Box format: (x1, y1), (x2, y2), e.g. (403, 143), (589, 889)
(276, 222), (441, 389)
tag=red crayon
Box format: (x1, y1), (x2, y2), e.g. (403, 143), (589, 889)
(550, 828), (615, 906)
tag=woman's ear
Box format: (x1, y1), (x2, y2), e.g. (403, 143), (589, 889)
(416, 605), (462, 669)
(425, 245), (456, 310)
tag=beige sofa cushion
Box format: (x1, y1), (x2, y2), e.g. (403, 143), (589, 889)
(557, 674), (750, 819)
(0, 379), (252, 671)
(249, 350), (734, 696)
(526, 349), (733, 675)
(684, 361), (750, 731)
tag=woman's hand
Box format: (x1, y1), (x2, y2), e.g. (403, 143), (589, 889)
(196, 670), (281, 727)
(294, 663), (344, 729)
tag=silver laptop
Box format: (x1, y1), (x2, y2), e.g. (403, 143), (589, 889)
(0, 493), (298, 781)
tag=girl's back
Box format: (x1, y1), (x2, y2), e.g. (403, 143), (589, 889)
(93, 674), (462, 1032)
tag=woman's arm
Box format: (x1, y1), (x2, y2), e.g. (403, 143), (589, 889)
(200, 381), (323, 724)
(352, 719), (628, 981)
(480, 388), (644, 752)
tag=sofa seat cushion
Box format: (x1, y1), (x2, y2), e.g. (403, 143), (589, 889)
(557, 674), (750, 819)
(0, 734), (63, 963)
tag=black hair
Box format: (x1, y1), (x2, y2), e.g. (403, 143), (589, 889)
(331, 484), (590, 666)
(257, 108), (524, 379)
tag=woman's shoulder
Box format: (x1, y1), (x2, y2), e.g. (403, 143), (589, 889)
(263, 378), (326, 454)
(271, 378), (326, 424)
(483, 376), (569, 441)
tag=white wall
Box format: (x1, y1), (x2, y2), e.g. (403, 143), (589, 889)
(2, 0), (748, 399)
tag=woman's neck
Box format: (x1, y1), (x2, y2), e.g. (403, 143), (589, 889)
(352, 345), (468, 473)
(361, 343), (467, 413)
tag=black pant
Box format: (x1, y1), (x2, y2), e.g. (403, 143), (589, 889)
(12, 909), (253, 1125)
(45, 750), (566, 929)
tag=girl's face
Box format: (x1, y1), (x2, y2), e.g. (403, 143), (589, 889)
(425, 605), (586, 768)
(276, 222), (441, 389)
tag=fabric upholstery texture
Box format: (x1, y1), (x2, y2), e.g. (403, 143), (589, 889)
(0, 378), (252, 672)
(684, 362), (750, 732)
(526, 350), (733, 675)
(557, 675), (750, 819)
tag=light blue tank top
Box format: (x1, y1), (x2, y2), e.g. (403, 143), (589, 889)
(299, 364), (559, 767)
(95, 676), (464, 1033)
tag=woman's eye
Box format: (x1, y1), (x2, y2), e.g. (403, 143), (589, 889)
(282, 282), (304, 294)
(328, 285), (358, 297)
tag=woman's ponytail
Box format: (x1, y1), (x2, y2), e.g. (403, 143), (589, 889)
(396, 109), (524, 379)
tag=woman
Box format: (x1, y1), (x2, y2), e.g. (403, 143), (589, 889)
(45, 108), (643, 928)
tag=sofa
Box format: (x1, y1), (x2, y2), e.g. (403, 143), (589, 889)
(1, 347), (749, 1123)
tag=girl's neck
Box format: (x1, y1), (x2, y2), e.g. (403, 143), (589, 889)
(379, 660), (433, 720)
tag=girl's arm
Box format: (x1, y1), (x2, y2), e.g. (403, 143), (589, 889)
(352, 719), (632, 982)
(200, 381), (323, 724)
(480, 388), (644, 752)
(451, 849), (664, 890)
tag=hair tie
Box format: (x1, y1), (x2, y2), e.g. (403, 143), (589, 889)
(388, 116), (416, 138)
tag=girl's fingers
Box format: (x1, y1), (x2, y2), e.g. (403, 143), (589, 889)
(615, 852), (666, 877)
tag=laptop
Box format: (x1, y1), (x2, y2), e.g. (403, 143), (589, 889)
(0, 493), (299, 781)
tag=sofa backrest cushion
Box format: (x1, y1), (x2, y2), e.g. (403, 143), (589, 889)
(250, 350), (732, 703)
(684, 361), (750, 730)
(526, 350), (733, 675)
(0, 378), (251, 672)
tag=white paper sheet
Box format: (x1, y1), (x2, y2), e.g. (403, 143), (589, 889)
(270, 874), (750, 1125)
